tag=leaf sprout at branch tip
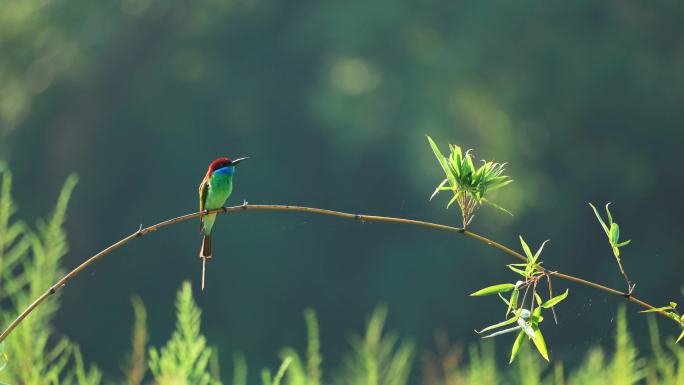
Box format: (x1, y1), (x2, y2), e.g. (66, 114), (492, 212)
(426, 135), (513, 228)
(589, 202), (635, 295)
(589, 203), (631, 258)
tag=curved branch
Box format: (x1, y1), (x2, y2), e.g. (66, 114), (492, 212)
(0, 204), (670, 343)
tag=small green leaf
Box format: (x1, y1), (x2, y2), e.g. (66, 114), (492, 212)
(639, 306), (673, 314)
(427, 136), (449, 173)
(605, 203), (614, 225)
(464, 151), (475, 176)
(612, 246), (620, 258)
(446, 193), (459, 209)
(430, 179), (448, 201)
(507, 265), (527, 277)
(427, 136), (457, 186)
(531, 325), (550, 361)
(272, 357), (292, 385)
(670, 302), (677, 309)
(677, 329), (684, 344)
(470, 283), (516, 296)
(616, 239), (631, 247)
(589, 203), (610, 236)
(530, 306), (544, 323)
(475, 315), (521, 334)
(534, 292), (543, 306)
(542, 289), (569, 309)
(519, 236), (533, 259)
(667, 312), (680, 322)
(452, 145), (463, 176)
(481, 325), (524, 339)
(487, 177), (514, 191)
(609, 223), (620, 245)
(509, 330), (526, 364)
(533, 240), (550, 262)
(481, 197), (514, 216)
(507, 289), (519, 315)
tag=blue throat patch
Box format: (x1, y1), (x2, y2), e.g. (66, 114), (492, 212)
(213, 166), (235, 176)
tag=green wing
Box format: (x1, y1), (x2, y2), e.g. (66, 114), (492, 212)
(199, 178), (210, 233)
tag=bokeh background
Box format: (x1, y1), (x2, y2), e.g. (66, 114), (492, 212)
(1, 0), (683, 381)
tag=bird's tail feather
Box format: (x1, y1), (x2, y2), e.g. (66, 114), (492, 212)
(200, 235), (212, 259)
(200, 235), (212, 291)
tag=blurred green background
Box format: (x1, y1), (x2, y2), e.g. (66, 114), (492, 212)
(1, 0), (683, 380)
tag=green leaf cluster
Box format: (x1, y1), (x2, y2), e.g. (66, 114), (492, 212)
(0, 165), (101, 385)
(278, 308), (322, 385)
(507, 237), (548, 280)
(641, 302), (684, 344)
(421, 305), (684, 385)
(332, 306), (415, 385)
(471, 237), (569, 364)
(427, 136), (513, 227)
(271, 306), (415, 385)
(589, 203), (631, 257)
(148, 281), (221, 385)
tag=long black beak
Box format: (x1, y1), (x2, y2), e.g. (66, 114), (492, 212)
(231, 156), (249, 165)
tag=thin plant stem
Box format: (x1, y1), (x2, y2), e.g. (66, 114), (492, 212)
(530, 281), (538, 316)
(0, 203), (672, 343)
(615, 254), (635, 295)
(520, 283), (532, 315)
(546, 274), (559, 324)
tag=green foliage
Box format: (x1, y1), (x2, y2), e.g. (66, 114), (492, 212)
(589, 202), (636, 295)
(0, 341), (6, 372)
(304, 309), (322, 385)
(647, 315), (684, 385)
(467, 341), (499, 385)
(232, 354), (248, 385)
(124, 295), (148, 385)
(279, 306), (413, 385)
(426, 136), (513, 227)
(423, 306), (682, 385)
(148, 281), (220, 385)
(68, 347), (102, 385)
(470, 283), (516, 297)
(513, 343), (545, 385)
(146, 282), (293, 385)
(609, 306), (645, 384)
(640, 302), (684, 343)
(569, 306), (645, 385)
(333, 306), (415, 385)
(473, 236), (567, 364)
(0, 165), (101, 385)
(589, 203), (631, 258)
(421, 337), (500, 385)
(261, 358), (292, 385)
(279, 308), (322, 385)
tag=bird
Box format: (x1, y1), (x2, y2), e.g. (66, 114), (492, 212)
(198, 156), (248, 290)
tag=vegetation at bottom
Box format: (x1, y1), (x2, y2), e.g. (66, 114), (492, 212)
(1, 163), (684, 384)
